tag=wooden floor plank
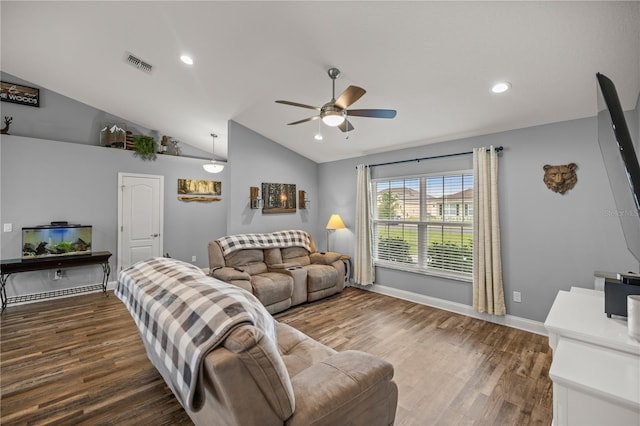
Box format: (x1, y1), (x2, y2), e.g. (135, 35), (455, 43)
(1, 287), (552, 425)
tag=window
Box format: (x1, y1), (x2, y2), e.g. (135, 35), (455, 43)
(372, 172), (473, 280)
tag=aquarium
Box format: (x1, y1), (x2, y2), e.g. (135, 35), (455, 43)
(22, 224), (92, 258)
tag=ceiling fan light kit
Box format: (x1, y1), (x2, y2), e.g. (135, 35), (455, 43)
(276, 67), (396, 136)
(321, 110), (346, 127)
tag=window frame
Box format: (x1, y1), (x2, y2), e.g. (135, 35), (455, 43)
(371, 170), (473, 282)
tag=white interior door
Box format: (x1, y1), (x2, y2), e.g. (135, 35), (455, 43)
(117, 173), (164, 276)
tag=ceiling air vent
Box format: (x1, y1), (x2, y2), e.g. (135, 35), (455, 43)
(125, 52), (153, 74)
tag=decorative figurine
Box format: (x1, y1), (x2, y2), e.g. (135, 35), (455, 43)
(160, 135), (169, 154)
(1, 116), (13, 134)
(543, 163), (578, 194)
(171, 139), (181, 156)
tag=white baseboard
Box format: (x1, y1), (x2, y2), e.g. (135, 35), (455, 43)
(355, 283), (546, 336)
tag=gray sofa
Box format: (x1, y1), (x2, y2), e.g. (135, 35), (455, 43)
(208, 231), (345, 314)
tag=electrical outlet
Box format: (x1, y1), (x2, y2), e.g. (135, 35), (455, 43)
(191, 255), (197, 262)
(513, 291), (522, 303)
(3, 223), (12, 232)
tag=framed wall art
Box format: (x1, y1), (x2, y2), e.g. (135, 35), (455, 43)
(177, 179), (221, 202)
(262, 182), (296, 213)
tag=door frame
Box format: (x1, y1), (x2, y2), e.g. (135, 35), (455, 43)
(117, 172), (164, 277)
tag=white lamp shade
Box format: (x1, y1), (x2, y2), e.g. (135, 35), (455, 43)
(203, 161), (224, 173)
(322, 112), (345, 127)
(326, 214), (346, 230)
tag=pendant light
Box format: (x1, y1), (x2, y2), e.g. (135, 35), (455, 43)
(203, 133), (225, 173)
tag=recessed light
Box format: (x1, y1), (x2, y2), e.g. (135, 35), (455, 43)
(180, 55), (194, 65)
(492, 81), (511, 94)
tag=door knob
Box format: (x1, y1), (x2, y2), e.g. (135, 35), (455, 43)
(151, 233), (159, 237)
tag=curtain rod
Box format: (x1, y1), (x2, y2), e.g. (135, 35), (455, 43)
(364, 146), (503, 168)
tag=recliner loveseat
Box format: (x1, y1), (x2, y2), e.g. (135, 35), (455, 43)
(208, 230), (345, 314)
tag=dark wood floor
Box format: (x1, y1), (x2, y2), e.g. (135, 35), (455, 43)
(0, 287), (552, 425)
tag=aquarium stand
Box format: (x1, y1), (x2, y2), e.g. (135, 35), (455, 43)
(0, 251), (111, 311)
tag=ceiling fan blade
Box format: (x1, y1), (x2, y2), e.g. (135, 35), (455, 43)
(276, 100), (321, 111)
(347, 109), (397, 119)
(287, 115), (320, 126)
(335, 86), (366, 109)
(338, 119), (354, 133)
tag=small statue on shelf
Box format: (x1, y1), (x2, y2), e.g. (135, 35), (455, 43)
(171, 139), (181, 156)
(160, 135), (169, 154)
(1, 116), (13, 134)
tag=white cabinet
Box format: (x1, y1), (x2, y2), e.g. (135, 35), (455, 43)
(544, 288), (640, 425)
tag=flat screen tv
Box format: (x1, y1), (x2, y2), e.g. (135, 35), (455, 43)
(596, 72), (640, 266)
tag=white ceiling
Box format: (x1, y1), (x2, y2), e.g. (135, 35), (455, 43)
(2, 1), (639, 163)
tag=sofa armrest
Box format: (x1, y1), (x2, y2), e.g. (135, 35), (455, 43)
(310, 251), (342, 265)
(195, 339), (288, 426)
(287, 350), (398, 426)
(211, 266), (251, 282)
(269, 265), (308, 306)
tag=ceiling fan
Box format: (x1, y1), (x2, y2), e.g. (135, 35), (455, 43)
(275, 67), (396, 133)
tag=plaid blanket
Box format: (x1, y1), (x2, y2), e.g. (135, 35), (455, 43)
(115, 257), (276, 412)
(216, 229), (311, 256)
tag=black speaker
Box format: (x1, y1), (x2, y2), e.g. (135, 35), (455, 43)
(604, 278), (640, 317)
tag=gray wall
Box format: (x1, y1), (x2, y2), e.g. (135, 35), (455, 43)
(0, 71), (210, 158)
(2, 70), (639, 323)
(318, 114), (640, 323)
(0, 135), (228, 295)
(0, 72), (225, 297)
(226, 121), (321, 242)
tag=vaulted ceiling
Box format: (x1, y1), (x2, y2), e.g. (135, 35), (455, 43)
(2, 1), (639, 163)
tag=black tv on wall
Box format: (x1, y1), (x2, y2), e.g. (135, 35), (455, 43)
(596, 72), (640, 266)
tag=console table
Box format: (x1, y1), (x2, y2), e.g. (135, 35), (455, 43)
(0, 251), (112, 311)
(544, 287), (640, 425)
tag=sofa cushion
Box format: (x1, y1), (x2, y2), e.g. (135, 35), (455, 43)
(306, 264), (339, 292)
(240, 262), (269, 275)
(264, 248), (283, 266)
(277, 323), (336, 378)
(286, 351), (397, 426)
(281, 247), (311, 266)
(251, 273), (294, 306)
(226, 249), (266, 269)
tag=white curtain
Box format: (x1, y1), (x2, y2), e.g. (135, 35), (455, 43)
(472, 146), (506, 315)
(354, 164), (375, 285)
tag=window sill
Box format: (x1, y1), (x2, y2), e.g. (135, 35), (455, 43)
(374, 261), (472, 283)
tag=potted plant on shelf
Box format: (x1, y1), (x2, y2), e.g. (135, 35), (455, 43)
(133, 135), (157, 161)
